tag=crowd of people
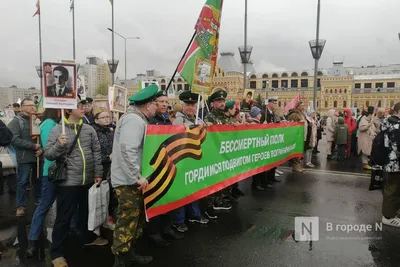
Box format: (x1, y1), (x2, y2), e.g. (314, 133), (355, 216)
(1, 85), (400, 266)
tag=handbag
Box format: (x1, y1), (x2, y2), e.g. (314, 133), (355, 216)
(48, 125), (83, 183)
(0, 146), (17, 169)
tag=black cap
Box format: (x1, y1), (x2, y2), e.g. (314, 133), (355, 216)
(179, 91), (201, 104)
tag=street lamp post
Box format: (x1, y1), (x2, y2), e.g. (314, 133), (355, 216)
(107, 28), (140, 81)
(309, 0), (326, 111)
(239, 0), (252, 93)
(108, 59), (119, 83)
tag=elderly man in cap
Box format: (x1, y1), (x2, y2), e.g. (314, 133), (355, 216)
(150, 90), (171, 125)
(171, 91), (209, 233)
(111, 85), (157, 267)
(204, 90), (233, 219)
(147, 90), (183, 247)
(265, 98), (282, 182)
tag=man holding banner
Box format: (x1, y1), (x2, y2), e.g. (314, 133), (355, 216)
(204, 89), (233, 219)
(111, 85), (158, 266)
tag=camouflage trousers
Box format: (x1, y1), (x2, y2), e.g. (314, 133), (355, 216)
(111, 185), (145, 255)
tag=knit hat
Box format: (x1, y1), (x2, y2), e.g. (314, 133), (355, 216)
(249, 106), (261, 118)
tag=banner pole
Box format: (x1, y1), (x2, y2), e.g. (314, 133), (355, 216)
(61, 109), (66, 134)
(195, 94), (201, 125)
(201, 92), (204, 121)
(37, 137), (40, 177)
(166, 31), (197, 91)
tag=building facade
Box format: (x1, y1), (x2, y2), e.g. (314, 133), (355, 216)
(0, 86), (41, 108)
(83, 57), (111, 97)
(111, 51), (400, 114)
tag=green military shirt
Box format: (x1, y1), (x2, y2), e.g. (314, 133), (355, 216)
(205, 109), (234, 125)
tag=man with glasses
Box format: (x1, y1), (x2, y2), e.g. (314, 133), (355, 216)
(7, 98), (42, 216)
(111, 85), (157, 267)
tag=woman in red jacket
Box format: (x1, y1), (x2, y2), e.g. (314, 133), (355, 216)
(343, 108), (356, 158)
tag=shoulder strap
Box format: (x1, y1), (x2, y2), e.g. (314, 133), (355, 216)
(66, 124), (83, 157)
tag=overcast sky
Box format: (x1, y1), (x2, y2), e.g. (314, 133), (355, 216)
(1, 0), (400, 88)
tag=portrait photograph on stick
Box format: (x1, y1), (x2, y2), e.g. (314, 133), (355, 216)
(30, 113), (43, 136)
(240, 89), (255, 112)
(112, 85), (128, 113)
(43, 62), (77, 109)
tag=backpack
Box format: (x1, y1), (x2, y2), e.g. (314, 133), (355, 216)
(370, 131), (387, 166)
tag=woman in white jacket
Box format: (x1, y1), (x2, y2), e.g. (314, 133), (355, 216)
(325, 109), (336, 160)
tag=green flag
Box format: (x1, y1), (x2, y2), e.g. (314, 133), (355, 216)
(177, 0), (223, 95)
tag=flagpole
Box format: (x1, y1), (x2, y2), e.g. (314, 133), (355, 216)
(38, 8), (43, 95)
(166, 31), (197, 91)
(111, 0), (115, 85)
(72, 1), (76, 60)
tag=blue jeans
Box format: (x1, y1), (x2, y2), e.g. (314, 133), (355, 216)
(29, 176), (57, 240)
(16, 162), (40, 208)
(174, 201), (201, 224)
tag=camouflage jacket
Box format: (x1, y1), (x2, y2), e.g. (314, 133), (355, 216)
(205, 109), (235, 125)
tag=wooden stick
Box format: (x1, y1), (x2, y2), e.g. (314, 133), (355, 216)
(61, 109), (66, 134)
(37, 138), (40, 178)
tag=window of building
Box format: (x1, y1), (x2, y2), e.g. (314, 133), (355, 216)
(325, 101), (328, 108)
(250, 75), (257, 79)
(390, 100), (395, 107)
(301, 79), (308, 87)
(291, 72), (298, 77)
(325, 89), (328, 93)
(343, 101), (347, 107)
(364, 83), (372, 88)
(291, 80), (298, 88)
(161, 79), (166, 83)
(177, 78), (182, 82)
(301, 72), (308, 77)
(278, 101), (281, 107)
(272, 80), (279, 88)
(250, 81), (257, 89)
(333, 101), (337, 108)
(318, 71), (323, 76)
(184, 84), (190, 91)
(388, 82), (395, 88)
(281, 80), (288, 88)
(272, 73), (278, 78)
(282, 73), (288, 77)
(284, 101), (287, 106)
(330, 89), (332, 93)
(161, 85), (166, 90)
(339, 89), (342, 94)
(354, 101), (358, 107)
(344, 89), (347, 93)
(262, 74), (268, 78)
(317, 79), (321, 87)
(375, 82), (384, 88)
(366, 101), (370, 107)
(355, 83), (361, 89)
(177, 84), (182, 90)
(262, 81), (267, 88)
(377, 100), (382, 107)
(335, 89), (337, 94)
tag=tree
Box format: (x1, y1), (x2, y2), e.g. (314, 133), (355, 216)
(95, 83), (109, 96)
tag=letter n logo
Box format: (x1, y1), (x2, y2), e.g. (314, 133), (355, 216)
(294, 217), (319, 241)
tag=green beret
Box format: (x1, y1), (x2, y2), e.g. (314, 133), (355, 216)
(128, 84), (158, 105)
(209, 90), (227, 102)
(86, 97), (93, 103)
(155, 90), (168, 98)
(179, 91), (201, 104)
(225, 100), (235, 109)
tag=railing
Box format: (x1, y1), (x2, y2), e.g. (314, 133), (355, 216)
(250, 87), (320, 92)
(352, 88), (400, 93)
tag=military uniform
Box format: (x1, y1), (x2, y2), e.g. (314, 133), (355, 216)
(204, 90), (233, 219)
(111, 85), (157, 267)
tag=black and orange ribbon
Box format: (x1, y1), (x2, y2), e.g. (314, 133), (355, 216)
(143, 125), (207, 209)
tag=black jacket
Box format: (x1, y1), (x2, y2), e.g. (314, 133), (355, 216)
(150, 114), (172, 125)
(0, 120), (12, 146)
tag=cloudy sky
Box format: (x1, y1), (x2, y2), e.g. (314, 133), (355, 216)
(1, 0), (400, 88)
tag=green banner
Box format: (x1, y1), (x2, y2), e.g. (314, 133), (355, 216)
(142, 123), (304, 219)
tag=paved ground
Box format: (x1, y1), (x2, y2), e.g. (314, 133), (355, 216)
(1, 138), (398, 267)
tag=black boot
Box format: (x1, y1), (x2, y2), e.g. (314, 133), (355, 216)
(25, 240), (37, 258)
(113, 253), (132, 267)
(130, 250), (153, 264)
(148, 234), (170, 248)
